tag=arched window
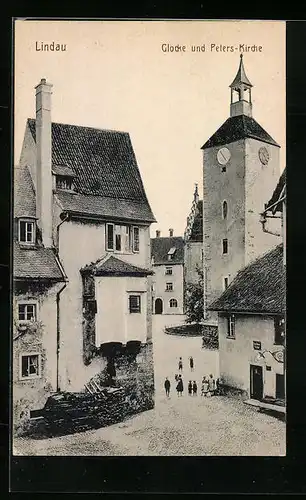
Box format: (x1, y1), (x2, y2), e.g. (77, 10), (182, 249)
(169, 298), (178, 308)
(222, 200), (228, 219)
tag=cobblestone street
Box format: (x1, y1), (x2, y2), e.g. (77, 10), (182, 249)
(13, 316), (286, 456)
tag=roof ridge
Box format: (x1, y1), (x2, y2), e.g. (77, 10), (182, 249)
(27, 117), (129, 135)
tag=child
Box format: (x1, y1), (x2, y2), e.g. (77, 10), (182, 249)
(188, 380), (193, 396)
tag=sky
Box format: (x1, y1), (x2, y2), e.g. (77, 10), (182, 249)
(14, 20), (286, 238)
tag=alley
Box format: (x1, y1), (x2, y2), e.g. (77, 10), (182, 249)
(13, 315), (286, 456)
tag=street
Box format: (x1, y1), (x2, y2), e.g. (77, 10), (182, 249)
(13, 315), (286, 456)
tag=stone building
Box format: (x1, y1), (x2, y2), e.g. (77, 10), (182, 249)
(151, 229), (185, 315)
(13, 78), (156, 429)
(202, 55), (280, 324)
(184, 184), (203, 286)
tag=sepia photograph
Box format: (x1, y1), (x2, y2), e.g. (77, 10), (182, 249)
(12, 19), (286, 457)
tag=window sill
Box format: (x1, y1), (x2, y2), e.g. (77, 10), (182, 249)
(20, 375), (41, 381)
(226, 336), (236, 340)
(18, 242), (36, 248)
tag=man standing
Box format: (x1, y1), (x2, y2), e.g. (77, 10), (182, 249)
(164, 377), (171, 397)
(189, 356), (194, 372)
(178, 357), (183, 372)
(176, 375), (184, 396)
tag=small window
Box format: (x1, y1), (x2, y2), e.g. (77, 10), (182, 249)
(222, 238), (228, 255)
(165, 267), (173, 275)
(166, 282), (173, 291)
(18, 303), (36, 323)
(20, 353), (41, 379)
(125, 226), (132, 252)
(222, 201), (228, 219)
(106, 224), (114, 251)
(223, 277), (229, 290)
(169, 298), (178, 308)
(56, 176), (73, 190)
(19, 220), (35, 244)
(226, 314), (235, 338)
(129, 294), (141, 313)
(274, 317), (285, 345)
(133, 227), (140, 252)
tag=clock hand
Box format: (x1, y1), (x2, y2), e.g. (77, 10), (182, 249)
(220, 151), (226, 162)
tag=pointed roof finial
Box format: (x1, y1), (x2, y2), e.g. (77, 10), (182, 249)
(230, 54), (253, 89)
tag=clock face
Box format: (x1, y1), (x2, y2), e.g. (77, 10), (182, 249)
(258, 146), (270, 165)
(217, 147), (231, 165)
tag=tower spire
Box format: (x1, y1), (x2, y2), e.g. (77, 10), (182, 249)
(230, 54), (253, 118)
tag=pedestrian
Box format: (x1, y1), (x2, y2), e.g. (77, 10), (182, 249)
(208, 374), (215, 396)
(175, 374), (179, 382)
(216, 377), (220, 395)
(188, 380), (193, 396)
(178, 357), (183, 372)
(164, 377), (171, 397)
(201, 376), (209, 397)
(192, 380), (198, 396)
(176, 375), (184, 396)
(189, 356), (194, 372)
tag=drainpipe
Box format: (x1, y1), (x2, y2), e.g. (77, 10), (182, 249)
(56, 281), (67, 391)
(55, 211), (70, 391)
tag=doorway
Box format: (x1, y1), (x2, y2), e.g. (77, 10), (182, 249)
(155, 298), (163, 314)
(250, 364), (263, 400)
(276, 373), (285, 400)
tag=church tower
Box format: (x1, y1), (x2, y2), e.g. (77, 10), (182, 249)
(201, 55), (281, 323)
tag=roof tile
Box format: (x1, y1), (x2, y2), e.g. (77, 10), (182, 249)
(201, 115), (279, 149)
(151, 236), (184, 265)
(209, 244), (285, 314)
(81, 255), (153, 277)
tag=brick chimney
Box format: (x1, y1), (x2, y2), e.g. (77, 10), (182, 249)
(35, 78), (53, 247)
(156, 230), (161, 238)
(169, 228), (174, 237)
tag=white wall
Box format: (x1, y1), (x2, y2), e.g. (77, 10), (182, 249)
(218, 313), (284, 398)
(152, 263), (184, 315)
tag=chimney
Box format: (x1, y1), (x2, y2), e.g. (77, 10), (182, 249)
(156, 230), (161, 238)
(35, 78), (53, 247)
(169, 228), (174, 237)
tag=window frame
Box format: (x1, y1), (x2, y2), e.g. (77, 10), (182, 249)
(19, 352), (41, 380)
(222, 238), (228, 255)
(165, 267), (173, 275)
(106, 223), (115, 251)
(18, 218), (36, 245)
(166, 282), (173, 292)
(129, 294), (141, 314)
(17, 301), (38, 324)
(222, 200), (228, 220)
(55, 175), (73, 191)
(223, 276), (229, 291)
(226, 314), (235, 339)
(132, 226), (140, 253)
(169, 298), (178, 308)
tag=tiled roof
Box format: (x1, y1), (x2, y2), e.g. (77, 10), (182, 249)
(151, 236), (184, 265)
(52, 164), (75, 177)
(189, 200), (203, 242)
(14, 166), (36, 218)
(201, 115), (280, 149)
(209, 244), (285, 314)
(14, 242), (65, 280)
(56, 191), (155, 223)
(28, 119), (155, 222)
(266, 168), (286, 214)
(14, 165), (65, 281)
(81, 255), (153, 277)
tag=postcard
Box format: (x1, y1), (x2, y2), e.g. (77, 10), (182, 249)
(12, 19), (286, 457)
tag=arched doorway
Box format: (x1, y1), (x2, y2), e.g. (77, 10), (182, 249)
(155, 298), (163, 314)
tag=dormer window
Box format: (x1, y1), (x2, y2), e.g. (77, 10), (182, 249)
(18, 219), (35, 244)
(56, 176), (73, 191)
(168, 247), (176, 260)
(52, 165), (75, 192)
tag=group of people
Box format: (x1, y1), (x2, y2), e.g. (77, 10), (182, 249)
(163, 356), (220, 398)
